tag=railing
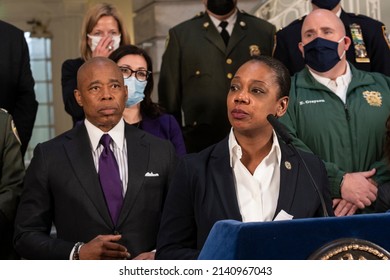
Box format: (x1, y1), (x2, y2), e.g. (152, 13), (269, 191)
(252, 0), (381, 30)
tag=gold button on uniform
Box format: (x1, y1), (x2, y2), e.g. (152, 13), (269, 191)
(226, 58), (232, 64)
(195, 70), (200, 75)
(227, 73), (233, 79)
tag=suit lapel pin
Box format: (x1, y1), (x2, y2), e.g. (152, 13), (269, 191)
(239, 21), (246, 27)
(284, 161), (292, 170)
(203, 22), (209, 29)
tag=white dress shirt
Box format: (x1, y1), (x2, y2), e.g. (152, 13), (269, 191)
(209, 9), (237, 36)
(309, 63), (352, 104)
(228, 129), (281, 222)
(84, 118), (129, 195)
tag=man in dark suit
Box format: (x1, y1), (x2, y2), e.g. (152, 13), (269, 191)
(273, 0), (390, 76)
(14, 57), (177, 260)
(158, 0), (276, 153)
(0, 20), (38, 156)
(0, 109), (25, 259)
(156, 56), (333, 260)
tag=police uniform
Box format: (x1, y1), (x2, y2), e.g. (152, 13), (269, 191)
(0, 20), (38, 156)
(273, 10), (390, 76)
(0, 109), (25, 259)
(158, 10), (275, 152)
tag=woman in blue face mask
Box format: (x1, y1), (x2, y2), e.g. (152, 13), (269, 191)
(109, 45), (186, 157)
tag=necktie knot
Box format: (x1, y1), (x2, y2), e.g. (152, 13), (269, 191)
(219, 21), (230, 46)
(100, 134), (112, 157)
(219, 21), (228, 29)
(100, 134), (111, 149)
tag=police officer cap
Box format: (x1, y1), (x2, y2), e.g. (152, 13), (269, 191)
(311, 0), (340, 10)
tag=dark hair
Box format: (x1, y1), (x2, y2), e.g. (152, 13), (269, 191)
(109, 44), (163, 118)
(249, 55), (291, 99)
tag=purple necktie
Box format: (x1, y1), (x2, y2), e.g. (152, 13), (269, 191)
(98, 134), (123, 225)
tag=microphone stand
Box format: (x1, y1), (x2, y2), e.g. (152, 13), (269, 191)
(267, 114), (329, 217)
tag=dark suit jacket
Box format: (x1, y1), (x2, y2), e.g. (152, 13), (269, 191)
(61, 57), (85, 125)
(273, 10), (390, 76)
(376, 182), (390, 212)
(0, 20), (38, 155)
(156, 137), (333, 260)
(14, 122), (178, 260)
(158, 10), (276, 152)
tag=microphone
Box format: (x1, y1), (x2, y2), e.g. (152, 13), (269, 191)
(267, 114), (329, 217)
(266, 114), (293, 145)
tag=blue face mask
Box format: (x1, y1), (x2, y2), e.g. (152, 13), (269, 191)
(311, 0), (340, 10)
(303, 36), (345, 72)
(124, 76), (147, 107)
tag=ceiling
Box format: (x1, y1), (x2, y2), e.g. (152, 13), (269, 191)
(0, 0), (86, 30)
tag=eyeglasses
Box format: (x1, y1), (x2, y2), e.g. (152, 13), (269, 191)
(119, 66), (151, 82)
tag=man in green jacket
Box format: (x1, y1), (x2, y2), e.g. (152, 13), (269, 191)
(0, 109), (25, 259)
(158, 0), (275, 152)
(280, 9), (390, 216)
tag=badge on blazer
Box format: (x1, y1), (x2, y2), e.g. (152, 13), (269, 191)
(362, 91), (382, 107)
(249, 45), (261, 56)
(382, 25), (390, 50)
(284, 161), (292, 170)
(203, 22), (210, 29)
(350, 23), (370, 63)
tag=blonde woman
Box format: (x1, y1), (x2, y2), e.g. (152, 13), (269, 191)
(61, 3), (130, 126)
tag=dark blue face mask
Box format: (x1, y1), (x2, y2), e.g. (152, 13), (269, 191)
(311, 0), (340, 10)
(303, 37), (345, 72)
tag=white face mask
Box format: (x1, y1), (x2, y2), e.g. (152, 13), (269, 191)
(87, 34), (121, 52)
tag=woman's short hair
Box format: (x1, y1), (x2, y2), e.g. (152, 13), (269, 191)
(249, 55), (291, 99)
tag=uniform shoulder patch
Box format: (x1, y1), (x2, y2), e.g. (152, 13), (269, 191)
(382, 26), (390, 50)
(347, 12), (382, 25)
(288, 16), (306, 26)
(192, 11), (204, 20)
(239, 10), (252, 17)
(276, 16), (305, 34)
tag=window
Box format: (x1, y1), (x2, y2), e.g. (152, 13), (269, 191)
(24, 33), (54, 163)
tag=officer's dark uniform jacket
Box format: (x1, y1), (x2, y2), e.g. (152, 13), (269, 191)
(0, 109), (24, 259)
(158, 10), (275, 152)
(273, 9), (390, 76)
